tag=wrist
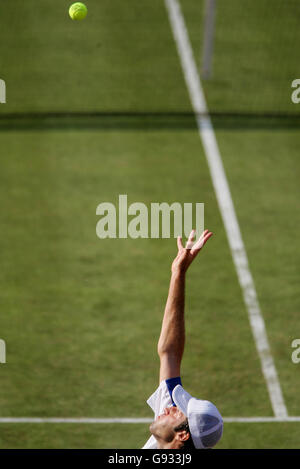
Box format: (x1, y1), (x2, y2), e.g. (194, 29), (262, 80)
(171, 266), (187, 277)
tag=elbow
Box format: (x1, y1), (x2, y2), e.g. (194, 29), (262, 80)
(157, 344), (176, 358)
(157, 343), (168, 358)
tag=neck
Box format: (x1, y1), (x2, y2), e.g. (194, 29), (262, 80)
(156, 438), (182, 449)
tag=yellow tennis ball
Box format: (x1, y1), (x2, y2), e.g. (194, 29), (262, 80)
(69, 2), (88, 21)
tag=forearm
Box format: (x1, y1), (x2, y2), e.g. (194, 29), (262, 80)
(156, 230), (212, 382)
(157, 268), (186, 359)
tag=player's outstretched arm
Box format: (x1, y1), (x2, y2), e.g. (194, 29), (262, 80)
(157, 230), (213, 383)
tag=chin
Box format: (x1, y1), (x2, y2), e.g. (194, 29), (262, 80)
(149, 422), (155, 433)
(150, 420), (160, 437)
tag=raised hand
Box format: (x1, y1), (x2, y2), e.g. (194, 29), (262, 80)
(171, 229), (213, 274)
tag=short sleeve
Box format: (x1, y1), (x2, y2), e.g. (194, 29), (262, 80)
(146, 380), (173, 419)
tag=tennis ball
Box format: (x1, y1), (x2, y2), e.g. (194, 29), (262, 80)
(69, 2), (88, 21)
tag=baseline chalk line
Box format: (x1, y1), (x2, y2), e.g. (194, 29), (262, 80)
(0, 416), (299, 424)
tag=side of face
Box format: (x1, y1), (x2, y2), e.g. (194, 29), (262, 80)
(149, 406), (190, 448)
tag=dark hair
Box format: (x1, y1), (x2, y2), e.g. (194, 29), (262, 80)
(174, 419), (195, 450)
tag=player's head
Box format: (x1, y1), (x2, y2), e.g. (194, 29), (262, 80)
(149, 406), (193, 449)
(150, 385), (223, 449)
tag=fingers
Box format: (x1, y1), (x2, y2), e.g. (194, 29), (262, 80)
(178, 229), (213, 253)
(191, 230), (213, 253)
(177, 236), (184, 251)
(185, 229), (196, 249)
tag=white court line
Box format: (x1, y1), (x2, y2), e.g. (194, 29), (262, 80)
(164, 0), (288, 419)
(0, 417), (299, 424)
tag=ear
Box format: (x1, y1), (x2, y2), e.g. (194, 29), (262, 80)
(176, 430), (190, 443)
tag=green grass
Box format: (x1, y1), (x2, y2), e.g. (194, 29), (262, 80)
(212, 128), (300, 416)
(0, 129), (271, 419)
(0, 0), (189, 113)
(0, 0), (299, 449)
(182, 0), (300, 114)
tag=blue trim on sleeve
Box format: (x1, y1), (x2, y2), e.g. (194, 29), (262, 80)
(165, 377), (182, 406)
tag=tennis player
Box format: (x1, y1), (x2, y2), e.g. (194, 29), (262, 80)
(143, 229), (223, 449)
